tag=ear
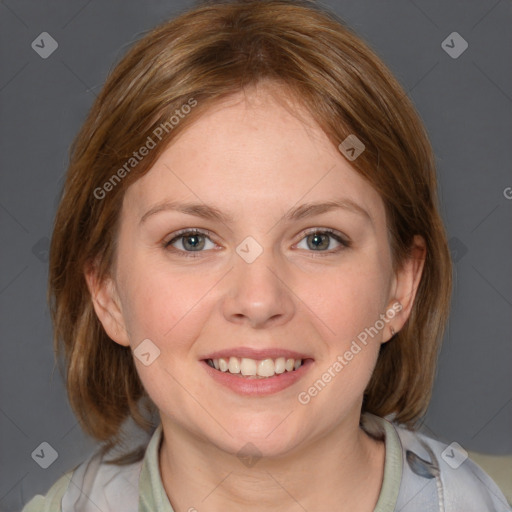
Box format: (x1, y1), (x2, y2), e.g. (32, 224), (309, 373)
(383, 235), (426, 343)
(84, 263), (131, 347)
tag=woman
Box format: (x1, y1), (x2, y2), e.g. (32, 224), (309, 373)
(23, 0), (511, 510)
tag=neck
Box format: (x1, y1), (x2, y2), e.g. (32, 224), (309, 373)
(158, 412), (386, 512)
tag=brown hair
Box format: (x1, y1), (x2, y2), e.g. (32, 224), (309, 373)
(49, 0), (452, 463)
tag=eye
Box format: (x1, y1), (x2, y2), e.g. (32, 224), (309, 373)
(164, 229), (217, 256)
(295, 229), (350, 254)
(163, 228), (350, 258)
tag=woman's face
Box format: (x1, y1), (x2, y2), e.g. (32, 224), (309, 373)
(90, 83), (421, 457)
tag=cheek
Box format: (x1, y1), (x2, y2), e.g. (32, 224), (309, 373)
(315, 254), (391, 347)
(116, 257), (213, 410)
(296, 249), (391, 407)
(116, 251), (211, 348)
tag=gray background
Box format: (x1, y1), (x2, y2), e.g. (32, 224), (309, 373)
(1, 0), (511, 510)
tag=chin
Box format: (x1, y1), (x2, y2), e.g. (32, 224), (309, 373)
(212, 421), (305, 460)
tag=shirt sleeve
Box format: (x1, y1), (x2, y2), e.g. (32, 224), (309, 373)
(21, 471), (72, 512)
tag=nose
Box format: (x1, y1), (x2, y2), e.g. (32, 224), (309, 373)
(221, 246), (296, 329)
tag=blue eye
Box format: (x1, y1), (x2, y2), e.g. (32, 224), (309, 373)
(163, 228), (350, 258)
(164, 229), (216, 256)
(295, 229), (350, 254)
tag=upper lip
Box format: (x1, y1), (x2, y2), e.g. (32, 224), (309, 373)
(202, 347), (313, 361)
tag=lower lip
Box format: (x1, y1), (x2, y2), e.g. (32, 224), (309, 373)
(201, 359), (314, 396)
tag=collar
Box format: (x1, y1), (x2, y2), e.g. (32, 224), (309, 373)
(137, 413), (403, 512)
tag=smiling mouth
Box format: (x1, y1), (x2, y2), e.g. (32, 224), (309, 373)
(205, 356), (308, 379)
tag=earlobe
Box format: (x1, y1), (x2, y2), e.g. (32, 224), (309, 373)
(385, 235), (426, 341)
(84, 265), (131, 347)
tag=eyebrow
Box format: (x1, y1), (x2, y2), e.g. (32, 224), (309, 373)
(140, 198), (372, 225)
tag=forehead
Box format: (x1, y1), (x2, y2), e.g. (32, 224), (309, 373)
(123, 85), (386, 229)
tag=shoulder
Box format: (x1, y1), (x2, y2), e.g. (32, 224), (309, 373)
(21, 471), (72, 512)
(22, 449), (144, 512)
(393, 421), (512, 512)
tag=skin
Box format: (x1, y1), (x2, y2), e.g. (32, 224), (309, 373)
(87, 81), (425, 512)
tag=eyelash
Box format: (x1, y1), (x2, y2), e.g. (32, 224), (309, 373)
(162, 228), (351, 258)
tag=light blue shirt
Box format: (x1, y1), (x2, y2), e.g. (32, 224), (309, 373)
(22, 413), (511, 511)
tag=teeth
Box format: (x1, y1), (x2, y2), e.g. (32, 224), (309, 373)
(258, 358), (275, 377)
(274, 357), (285, 374)
(208, 356), (304, 378)
(219, 358), (229, 372)
(240, 358), (257, 376)
(228, 357), (240, 374)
